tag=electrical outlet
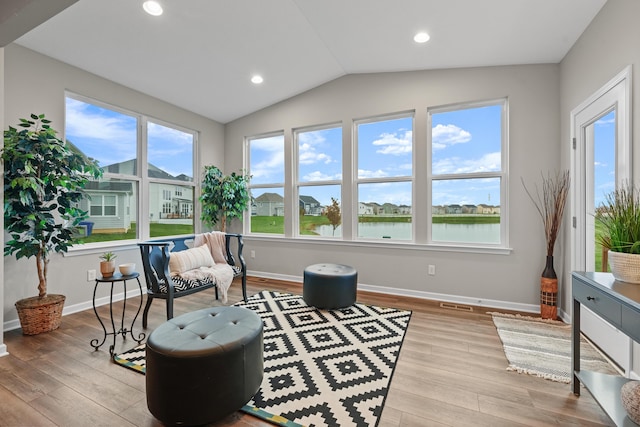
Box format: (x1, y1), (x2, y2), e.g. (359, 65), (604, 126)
(250, 250), (256, 259)
(428, 265), (436, 276)
(87, 269), (96, 281)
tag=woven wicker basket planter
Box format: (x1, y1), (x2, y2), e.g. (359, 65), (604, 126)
(608, 250), (640, 284)
(15, 294), (66, 335)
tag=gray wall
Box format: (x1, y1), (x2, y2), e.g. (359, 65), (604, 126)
(0, 46), (6, 354)
(2, 44), (225, 328)
(225, 64), (561, 311)
(559, 0), (640, 314)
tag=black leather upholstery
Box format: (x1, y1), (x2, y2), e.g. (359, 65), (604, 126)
(145, 306), (263, 426)
(303, 263), (358, 309)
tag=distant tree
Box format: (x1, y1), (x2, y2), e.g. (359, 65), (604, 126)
(325, 197), (341, 236)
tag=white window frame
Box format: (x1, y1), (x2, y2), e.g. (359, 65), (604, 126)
(65, 92), (198, 249)
(293, 123), (343, 238)
(246, 131), (286, 236)
(427, 98), (509, 248)
(353, 111), (415, 242)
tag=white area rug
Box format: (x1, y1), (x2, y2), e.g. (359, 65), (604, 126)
(490, 312), (619, 383)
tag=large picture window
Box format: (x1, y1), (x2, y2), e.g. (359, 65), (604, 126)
(65, 94), (196, 243)
(356, 114), (413, 240)
(247, 134), (285, 235)
(429, 99), (506, 245)
(295, 125), (342, 237)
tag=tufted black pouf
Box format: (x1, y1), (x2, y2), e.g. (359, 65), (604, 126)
(145, 306), (263, 426)
(303, 263), (358, 309)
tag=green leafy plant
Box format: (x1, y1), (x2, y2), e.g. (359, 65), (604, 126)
(3, 114), (103, 298)
(200, 165), (251, 231)
(99, 251), (117, 262)
(596, 183), (640, 254)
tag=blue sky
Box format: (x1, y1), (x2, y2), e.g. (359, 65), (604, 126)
(65, 97), (194, 178)
(593, 110), (615, 206)
(250, 106), (504, 208)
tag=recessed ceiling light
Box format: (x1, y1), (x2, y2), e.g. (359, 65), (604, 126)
(414, 32), (430, 43)
(143, 1), (163, 16)
(251, 75), (264, 84)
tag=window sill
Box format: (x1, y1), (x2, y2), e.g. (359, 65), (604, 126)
(244, 235), (512, 255)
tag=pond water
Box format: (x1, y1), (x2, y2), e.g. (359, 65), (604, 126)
(315, 222), (500, 244)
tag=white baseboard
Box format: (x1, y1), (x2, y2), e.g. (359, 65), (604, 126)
(3, 271), (560, 335)
(248, 269), (541, 314)
(3, 288), (143, 333)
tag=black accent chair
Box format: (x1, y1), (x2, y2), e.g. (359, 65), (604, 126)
(138, 233), (247, 328)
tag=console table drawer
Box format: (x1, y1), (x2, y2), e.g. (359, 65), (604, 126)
(573, 279), (621, 327)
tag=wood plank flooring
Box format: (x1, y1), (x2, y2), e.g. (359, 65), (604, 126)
(0, 276), (614, 426)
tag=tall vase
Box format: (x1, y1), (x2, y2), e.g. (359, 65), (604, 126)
(540, 255), (558, 319)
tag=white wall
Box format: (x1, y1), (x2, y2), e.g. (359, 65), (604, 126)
(2, 44), (224, 330)
(559, 0), (640, 374)
(225, 64), (561, 312)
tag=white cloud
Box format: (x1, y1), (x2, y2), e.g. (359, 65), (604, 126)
(251, 135), (284, 152)
(432, 124), (471, 150)
(433, 152), (501, 175)
(66, 98), (136, 144)
(298, 133), (334, 165)
(303, 171), (342, 181)
(372, 130), (412, 155)
(358, 169), (389, 179)
(595, 117), (615, 126)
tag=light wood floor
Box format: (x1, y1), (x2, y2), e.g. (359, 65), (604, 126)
(0, 276), (614, 426)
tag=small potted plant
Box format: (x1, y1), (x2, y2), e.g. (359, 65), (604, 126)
(3, 114), (103, 334)
(99, 251), (117, 278)
(596, 182), (640, 283)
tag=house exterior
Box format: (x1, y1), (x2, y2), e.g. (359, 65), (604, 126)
(299, 195), (322, 215)
(254, 192), (284, 216)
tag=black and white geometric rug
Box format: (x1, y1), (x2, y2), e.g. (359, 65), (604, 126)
(235, 291), (411, 427)
(114, 290), (411, 427)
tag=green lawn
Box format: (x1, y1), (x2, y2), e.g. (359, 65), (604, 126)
(76, 223), (194, 244)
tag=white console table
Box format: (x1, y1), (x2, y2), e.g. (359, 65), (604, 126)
(572, 271), (640, 426)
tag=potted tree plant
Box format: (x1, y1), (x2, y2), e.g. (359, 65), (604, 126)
(596, 182), (640, 283)
(3, 114), (103, 335)
(522, 170), (570, 319)
(200, 165), (251, 232)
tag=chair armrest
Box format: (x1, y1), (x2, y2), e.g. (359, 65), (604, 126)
(138, 242), (177, 295)
(225, 233), (246, 274)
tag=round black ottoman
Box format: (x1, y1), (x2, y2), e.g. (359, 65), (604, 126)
(145, 306), (263, 426)
(303, 263), (358, 309)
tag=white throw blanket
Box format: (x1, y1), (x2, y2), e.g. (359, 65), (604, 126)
(193, 232), (234, 303)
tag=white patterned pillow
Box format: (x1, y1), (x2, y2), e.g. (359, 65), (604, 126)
(168, 244), (215, 275)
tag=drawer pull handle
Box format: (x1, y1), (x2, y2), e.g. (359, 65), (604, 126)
(587, 296), (595, 301)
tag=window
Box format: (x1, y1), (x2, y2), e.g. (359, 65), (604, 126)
(295, 125), (342, 237)
(356, 114), (413, 240)
(247, 133), (285, 235)
(429, 99), (506, 245)
(65, 94), (196, 243)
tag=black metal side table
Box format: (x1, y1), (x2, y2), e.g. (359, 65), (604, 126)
(90, 272), (146, 359)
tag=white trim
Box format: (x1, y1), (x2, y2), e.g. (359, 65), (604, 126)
(2, 287), (143, 333)
(248, 270), (536, 313)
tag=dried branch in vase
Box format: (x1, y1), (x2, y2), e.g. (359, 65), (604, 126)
(522, 171), (570, 257)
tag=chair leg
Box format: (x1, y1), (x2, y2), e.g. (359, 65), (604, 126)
(242, 274), (247, 302)
(142, 297), (153, 328)
(215, 285), (219, 300)
(166, 296), (174, 320)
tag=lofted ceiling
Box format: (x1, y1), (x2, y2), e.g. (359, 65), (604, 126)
(14, 0), (607, 124)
